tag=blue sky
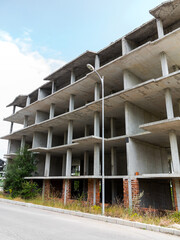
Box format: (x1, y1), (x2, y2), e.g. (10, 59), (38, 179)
(0, 0), (163, 159)
(0, 0), (163, 61)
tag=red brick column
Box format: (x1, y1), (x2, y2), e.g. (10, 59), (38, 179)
(172, 180), (179, 211)
(44, 179), (50, 199)
(123, 179), (129, 208)
(123, 178), (139, 208)
(62, 180), (71, 203)
(87, 179), (100, 205)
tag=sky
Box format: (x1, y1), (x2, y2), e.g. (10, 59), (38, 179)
(0, 0), (163, 160)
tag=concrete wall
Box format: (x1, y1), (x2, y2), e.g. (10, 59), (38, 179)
(35, 111), (49, 124)
(35, 155), (45, 176)
(125, 102), (159, 135)
(32, 132), (47, 148)
(9, 140), (21, 153)
(126, 138), (169, 175)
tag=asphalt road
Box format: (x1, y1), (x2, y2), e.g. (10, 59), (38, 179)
(0, 202), (179, 240)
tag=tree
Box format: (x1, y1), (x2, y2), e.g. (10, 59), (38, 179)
(4, 146), (37, 198)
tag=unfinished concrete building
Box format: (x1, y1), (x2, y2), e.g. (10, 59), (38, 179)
(2, 0), (180, 211)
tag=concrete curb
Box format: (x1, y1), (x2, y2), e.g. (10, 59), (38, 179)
(0, 198), (180, 236)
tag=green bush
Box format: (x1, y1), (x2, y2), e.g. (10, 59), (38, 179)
(4, 146), (37, 198)
(21, 181), (40, 199)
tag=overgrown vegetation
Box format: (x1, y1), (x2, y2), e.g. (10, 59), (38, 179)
(0, 191), (179, 228)
(4, 146), (39, 198)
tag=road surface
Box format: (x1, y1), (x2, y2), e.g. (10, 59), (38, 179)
(0, 202), (178, 240)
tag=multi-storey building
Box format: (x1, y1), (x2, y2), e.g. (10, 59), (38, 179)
(2, 0), (180, 210)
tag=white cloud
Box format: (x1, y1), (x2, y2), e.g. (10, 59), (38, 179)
(0, 30), (66, 160)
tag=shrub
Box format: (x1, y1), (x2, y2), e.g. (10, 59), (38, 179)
(4, 146), (37, 198)
(21, 181), (40, 199)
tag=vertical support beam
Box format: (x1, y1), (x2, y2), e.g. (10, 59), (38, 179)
(47, 127), (53, 148)
(44, 153), (51, 177)
(93, 179), (96, 205)
(66, 149), (72, 176)
(84, 151), (89, 175)
(95, 55), (100, 70)
(165, 88), (174, 119)
(160, 52), (169, 76)
(71, 70), (75, 84)
(64, 131), (67, 145)
(122, 37), (131, 55)
(156, 18), (164, 38)
(111, 147), (117, 176)
(94, 111), (100, 137)
(64, 180), (67, 205)
(51, 81), (56, 94)
(112, 180), (115, 205)
(69, 94), (75, 112)
(26, 96), (31, 106)
(20, 135), (26, 149)
(94, 143), (100, 176)
(85, 125), (90, 137)
(128, 178), (132, 209)
(67, 120), (73, 144)
(169, 131), (180, 173)
(110, 117), (116, 138)
(174, 179), (180, 211)
(10, 106), (16, 133)
(94, 83), (100, 101)
(49, 103), (55, 119)
(62, 154), (66, 176)
(23, 115), (28, 128)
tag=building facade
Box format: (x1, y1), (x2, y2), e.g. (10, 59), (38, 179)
(2, 0), (180, 210)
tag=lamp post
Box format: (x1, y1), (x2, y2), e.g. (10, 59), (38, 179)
(87, 64), (105, 215)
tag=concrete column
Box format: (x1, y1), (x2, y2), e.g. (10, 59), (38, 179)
(94, 143), (100, 176)
(71, 70), (75, 84)
(67, 120), (73, 144)
(23, 115), (28, 128)
(66, 149), (72, 176)
(26, 96), (31, 106)
(165, 88), (174, 119)
(122, 37), (131, 55)
(128, 178), (133, 209)
(93, 179), (96, 205)
(84, 151), (89, 175)
(123, 70), (142, 89)
(85, 125), (90, 137)
(110, 117), (116, 138)
(111, 147), (117, 176)
(47, 127), (53, 148)
(64, 131), (67, 145)
(169, 131), (180, 173)
(94, 83), (100, 101)
(95, 55), (100, 69)
(156, 18), (164, 38)
(69, 94), (75, 112)
(49, 103), (55, 119)
(62, 154), (66, 176)
(160, 52), (169, 76)
(94, 111), (100, 137)
(20, 135), (26, 149)
(51, 81), (56, 93)
(9, 123), (14, 134)
(174, 179), (180, 211)
(44, 153), (51, 177)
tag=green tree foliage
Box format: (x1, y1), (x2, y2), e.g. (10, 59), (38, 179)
(20, 181), (40, 199)
(4, 147), (37, 198)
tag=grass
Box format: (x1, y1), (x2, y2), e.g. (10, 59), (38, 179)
(0, 192), (180, 228)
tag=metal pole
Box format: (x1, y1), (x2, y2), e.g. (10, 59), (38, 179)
(101, 76), (105, 215)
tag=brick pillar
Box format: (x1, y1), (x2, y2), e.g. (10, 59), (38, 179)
(123, 178), (139, 208)
(62, 179), (71, 204)
(87, 179), (100, 205)
(123, 179), (129, 208)
(44, 179), (50, 199)
(172, 180), (180, 211)
(131, 179), (140, 208)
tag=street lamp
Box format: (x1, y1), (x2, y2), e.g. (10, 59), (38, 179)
(87, 63), (105, 215)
